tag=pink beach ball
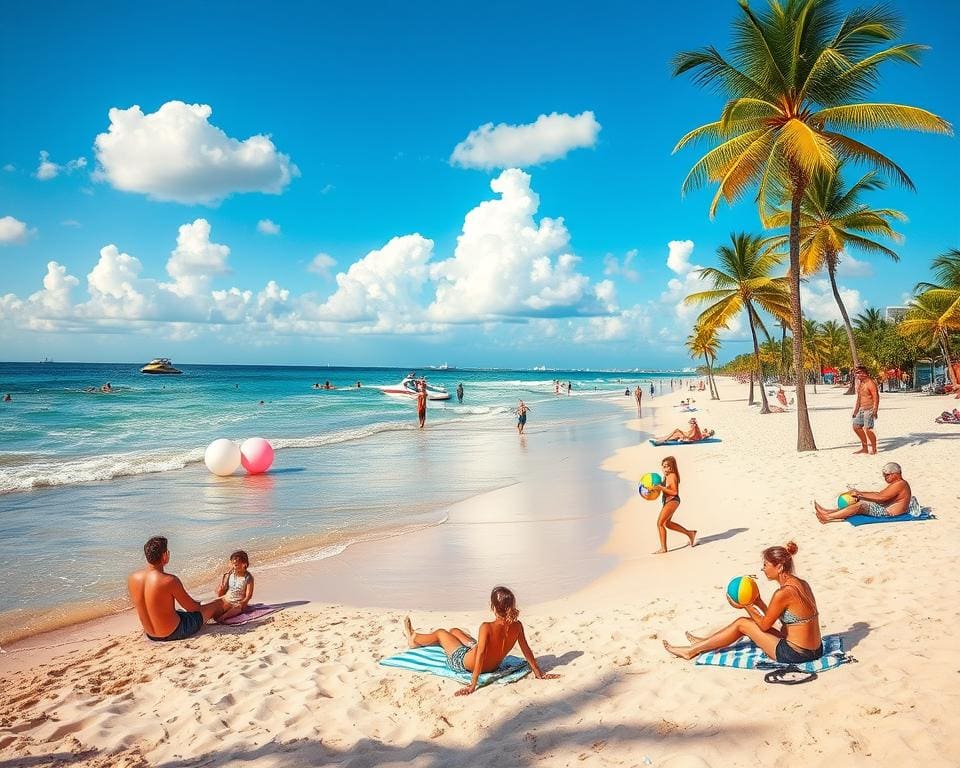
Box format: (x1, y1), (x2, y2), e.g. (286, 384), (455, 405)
(241, 437), (275, 474)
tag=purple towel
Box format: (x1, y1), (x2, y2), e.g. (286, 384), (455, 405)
(219, 604), (281, 625)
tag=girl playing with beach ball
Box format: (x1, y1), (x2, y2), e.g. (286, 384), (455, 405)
(648, 456), (696, 554)
(662, 541), (823, 665)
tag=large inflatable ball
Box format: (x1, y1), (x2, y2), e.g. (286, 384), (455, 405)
(205, 438), (242, 476)
(240, 437), (275, 475)
(837, 492), (857, 509)
(726, 575), (759, 607)
(638, 472), (663, 501)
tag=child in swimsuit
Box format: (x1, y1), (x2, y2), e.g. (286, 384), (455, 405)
(216, 550), (255, 622)
(403, 586), (559, 696)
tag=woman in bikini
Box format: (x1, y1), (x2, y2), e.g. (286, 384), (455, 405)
(657, 418), (703, 443)
(663, 541), (823, 664)
(650, 456), (696, 553)
(403, 586), (559, 696)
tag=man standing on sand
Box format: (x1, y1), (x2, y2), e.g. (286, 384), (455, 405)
(814, 462), (918, 522)
(634, 385), (642, 416)
(417, 380), (428, 429)
(851, 365), (880, 454)
(128, 536), (224, 641)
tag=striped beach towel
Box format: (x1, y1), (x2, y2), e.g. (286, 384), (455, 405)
(695, 633), (850, 673)
(380, 646), (531, 687)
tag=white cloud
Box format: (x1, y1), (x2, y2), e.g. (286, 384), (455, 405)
(162, 218), (231, 298)
(321, 184), (335, 195)
(836, 253), (873, 278)
(257, 219), (280, 235)
(450, 111), (601, 170)
(307, 252), (337, 278)
(666, 239), (695, 275)
(61, 219), (82, 228)
(603, 249), (640, 282)
(82, 245), (153, 319)
(3, 164), (15, 172)
(0, 215), (34, 245)
(93, 101), (299, 204)
(35, 151), (87, 180)
(801, 278), (864, 322)
(428, 169), (602, 321)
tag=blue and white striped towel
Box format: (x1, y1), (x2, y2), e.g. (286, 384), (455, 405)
(380, 645), (531, 687)
(695, 633), (848, 673)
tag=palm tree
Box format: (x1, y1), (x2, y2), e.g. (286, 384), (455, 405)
(684, 232), (790, 414)
(686, 322), (721, 399)
(767, 166), (906, 392)
(672, 0), (952, 450)
(853, 307), (888, 369)
(899, 292), (956, 384)
(821, 319), (850, 371)
(916, 248), (960, 331)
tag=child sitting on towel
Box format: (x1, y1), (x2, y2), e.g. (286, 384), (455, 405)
(403, 586), (559, 696)
(216, 550), (255, 622)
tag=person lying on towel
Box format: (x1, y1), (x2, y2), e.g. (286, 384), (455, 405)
(656, 418), (715, 443)
(814, 462), (919, 523)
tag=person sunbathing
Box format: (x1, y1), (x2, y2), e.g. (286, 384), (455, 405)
(664, 541), (823, 665)
(657, 418), (702, 443)
(814, 462), (916, 523)
(403, 586), (559, 696)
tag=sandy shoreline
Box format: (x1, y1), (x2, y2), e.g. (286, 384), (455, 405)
(3, 378), (958, 766)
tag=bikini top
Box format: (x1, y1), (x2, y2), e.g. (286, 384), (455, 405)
(779, 582), (818, 625)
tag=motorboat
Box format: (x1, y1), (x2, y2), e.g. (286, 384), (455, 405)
(140, 358), (183, 375)
(375, 374), (450, 401)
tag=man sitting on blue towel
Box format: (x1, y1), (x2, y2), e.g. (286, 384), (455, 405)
(814, 462), (919, 523)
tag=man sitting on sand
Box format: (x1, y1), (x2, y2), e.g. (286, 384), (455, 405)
(814, 462), (919, 523)
(128, 536), (224, 641)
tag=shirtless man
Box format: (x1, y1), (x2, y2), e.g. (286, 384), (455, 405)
(851, 365), (880, 454)
(814, 462), (914, 523)
(634, 385), (642, 417)
(417, 381), (428, 429)
(128, 536), (224, 641)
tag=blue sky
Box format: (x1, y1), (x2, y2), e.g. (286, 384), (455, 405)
(1, 0), (957, 369)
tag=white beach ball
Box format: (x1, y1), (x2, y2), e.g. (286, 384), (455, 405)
(204, 438), (241, 476)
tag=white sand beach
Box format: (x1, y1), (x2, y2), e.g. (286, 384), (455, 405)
(2, 379), (958, 767)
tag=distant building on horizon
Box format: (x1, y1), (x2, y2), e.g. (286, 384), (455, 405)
(884, 306), (909, 323)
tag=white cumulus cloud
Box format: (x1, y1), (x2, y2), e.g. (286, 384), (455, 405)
(257, 219), (280, 235)
(0, 215), (34, 245)
(307, 252), (337, 278)
(162, 218), (231, 298)
(801, 278), (865, 322)
(666, 240), (695, 275)
(450, 111), (600, 170)
(836, 253), (873, 278)
(35, 151), (87, 181)
(603, 249), (640, 282)
(93, 101), (299, 204)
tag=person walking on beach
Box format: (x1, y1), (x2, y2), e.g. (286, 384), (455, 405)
(851, 365), (880, 454)
(417, 380), (428, 429)
(650, 456), (696, 553)
(634, 385), (643, 416)
(814, 462), (918, 523)
(663, 542), (823, 665)
(515, 400), (530, 435)
(403, 586), (559, 697)
(650, 382), (655, 396)
(456, 383), (464, 404)
(128, 536), (224, 642)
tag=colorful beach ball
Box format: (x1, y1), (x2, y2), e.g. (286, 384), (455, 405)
(638, 472), (663, 501)
(204, 438), (242, 476)
(240, 437), (275, 475)
(726, 576), (759, 606)
(837, 492), (857, 509)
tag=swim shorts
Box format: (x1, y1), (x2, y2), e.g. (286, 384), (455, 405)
(775, 639), (823, 664)
(146, 609), (204, 642)
(862, 501), (890, 517)
(852, 409), (875, 429)
(447, 643), (475, 674)
(518, 414), (527, 425)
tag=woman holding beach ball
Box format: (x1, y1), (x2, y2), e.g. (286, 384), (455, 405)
(662, 542), (823, 665)
(649, 456), (696, 554)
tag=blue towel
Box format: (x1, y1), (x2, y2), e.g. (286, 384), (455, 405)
(696, 633), (848, 673)
(846, 510), (933, 526)
(380, 645), (531, 687)
(649, 437), (721, 446)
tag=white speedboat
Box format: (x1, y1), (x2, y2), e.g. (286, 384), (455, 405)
(375, 375), (451, 401)
(141, 358), (183, 375)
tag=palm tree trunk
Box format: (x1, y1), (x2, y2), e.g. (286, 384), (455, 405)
(746, 300), (771, 414)
(707, 355), (719, 399)
(827, 259), (860, 395)
(941, 331), (957, 385)
(780, 322), (787, 384)
(789, 173), (816, 451)
(748, 368), (755, 405)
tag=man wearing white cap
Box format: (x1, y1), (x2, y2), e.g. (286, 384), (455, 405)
(814, 463), (919, 523)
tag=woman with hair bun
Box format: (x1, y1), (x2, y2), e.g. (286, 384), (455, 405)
(403, 586), (559, 696)
(663, 542), (823, 664)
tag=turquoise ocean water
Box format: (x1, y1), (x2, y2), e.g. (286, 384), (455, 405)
(0, 362), (691, 641)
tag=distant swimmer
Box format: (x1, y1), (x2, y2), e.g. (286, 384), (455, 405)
(356, 381), (362, 388)
(2, 393), (10, 402)
(515, 400), (530, 435)
(323, 381), (333, 390)
(313, 383), (320, 389)
(456, 383), (464, 404)
(417, 380), (428, 429)
(128, 536), (224, 642)
(101, 382), (113, 393)
(258, 400), (265, 406)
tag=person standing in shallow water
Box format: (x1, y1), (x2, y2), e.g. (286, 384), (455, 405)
(634, 385), (642, 416)
(456, 383), (464, 404)
(417, 380), (428, 429)
(515, 400), (530, 435)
